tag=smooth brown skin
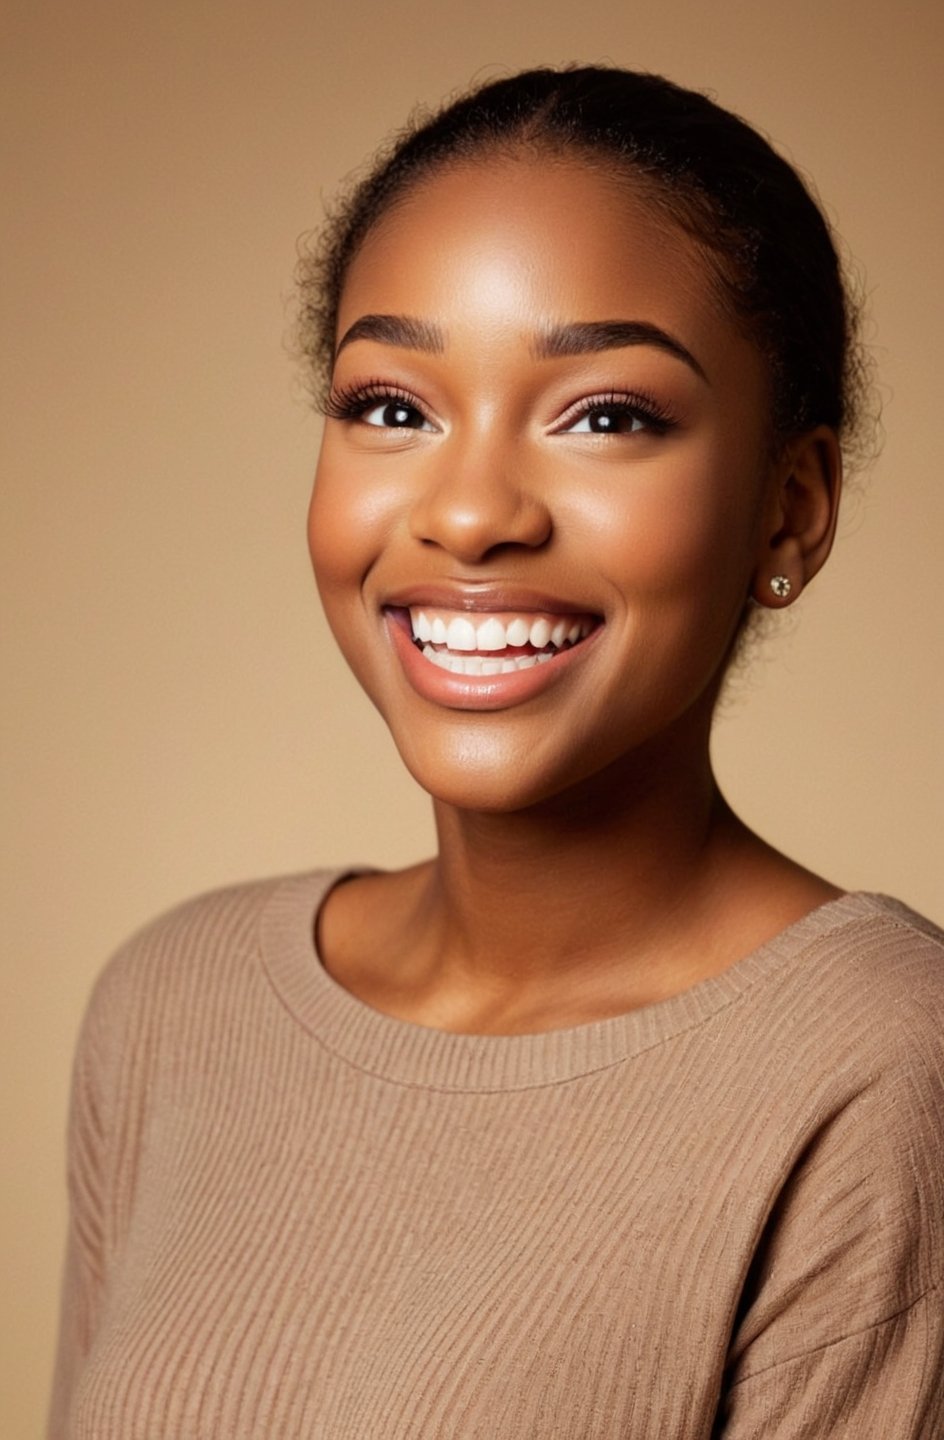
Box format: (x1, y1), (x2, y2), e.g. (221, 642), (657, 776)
(309, 156), (843, 1036)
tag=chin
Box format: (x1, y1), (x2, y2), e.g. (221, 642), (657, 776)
(389, 727), (608, 816)
(394, 746), (534, 813)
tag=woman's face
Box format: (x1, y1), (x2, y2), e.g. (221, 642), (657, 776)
(310, 156), (778, 812)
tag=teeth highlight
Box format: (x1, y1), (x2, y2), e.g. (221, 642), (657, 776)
(413, 611), (432, 643)
(475, 617), (506, 651)
(529, 617), (551, 648)
(445, 616), (477, 651)
(408, 608), (594, 659)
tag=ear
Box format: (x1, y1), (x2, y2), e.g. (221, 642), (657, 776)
(752, 425), (842, 607)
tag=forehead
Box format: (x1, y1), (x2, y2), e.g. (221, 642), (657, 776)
(338, 156), (737, 361)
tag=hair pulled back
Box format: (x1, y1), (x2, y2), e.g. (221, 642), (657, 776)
(297, 65), (869, 459)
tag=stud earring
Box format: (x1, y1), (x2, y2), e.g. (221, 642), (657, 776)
(769, 575), (792, 599)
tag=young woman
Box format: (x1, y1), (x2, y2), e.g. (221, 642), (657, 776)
(50, 67), (943, 1438)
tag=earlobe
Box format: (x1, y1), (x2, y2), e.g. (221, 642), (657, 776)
(752, 425), (842, 607)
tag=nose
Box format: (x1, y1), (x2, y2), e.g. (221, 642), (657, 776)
(408, 439), (553, 563)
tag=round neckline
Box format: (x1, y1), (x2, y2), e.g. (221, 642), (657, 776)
(259, 868), (890, 1092)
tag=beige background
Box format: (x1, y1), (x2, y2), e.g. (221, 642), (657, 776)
(3, 0), (942, 1428)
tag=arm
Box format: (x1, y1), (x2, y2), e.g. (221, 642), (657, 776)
(47, 993), (112, 1438)
(719, 1289), (942, 1437)
(717, 1000), (944, 1437)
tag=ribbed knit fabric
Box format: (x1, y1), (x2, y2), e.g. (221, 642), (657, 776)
(49, 870), (944, 1438)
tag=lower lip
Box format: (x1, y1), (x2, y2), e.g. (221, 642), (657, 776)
(384, 609), (601, 711)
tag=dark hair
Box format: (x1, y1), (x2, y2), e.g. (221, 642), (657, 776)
(296, 65), (870, 460)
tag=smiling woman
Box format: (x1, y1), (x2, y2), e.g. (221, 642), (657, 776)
(309, 156), (810, 817)
(49, 67), (943, 1440)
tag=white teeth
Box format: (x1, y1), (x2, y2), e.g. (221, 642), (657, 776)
(408, 606), (597, 666)
(414, 610), (432, 643)
(446, 616), (477, 651)
(475, 617), (506, 651)
(420, 644), (559, 676)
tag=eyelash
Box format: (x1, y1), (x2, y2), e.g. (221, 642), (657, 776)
(322, 381), (427, 425)
(322, 381), (677, 435)
(555, 390), (676, 436)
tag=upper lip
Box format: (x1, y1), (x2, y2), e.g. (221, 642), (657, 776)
(382, 582), (600, 616)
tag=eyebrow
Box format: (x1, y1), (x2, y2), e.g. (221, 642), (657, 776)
(334, 312), (707, 383)
(334, 313), (445, 359)
(534, 320), (707, 381)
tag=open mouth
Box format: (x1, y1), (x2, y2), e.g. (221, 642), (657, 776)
(407, 606), (598, 676)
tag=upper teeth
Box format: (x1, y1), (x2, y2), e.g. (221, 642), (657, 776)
(408, 608), (593, 652)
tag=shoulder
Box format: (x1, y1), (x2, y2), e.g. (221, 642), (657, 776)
(764, 893), (944, 1064)
(723, 896), (944, 1387)
(719, 893), (944, 1126)
(721, 894), (944, 1280)
(766, 895), (944, 1272)
(86, 872), (281, 1009)
(75, 868), (345, 1078)
(754, 894), (944, 1170)
(97, 866), (344, 982)
(828, 892), (944, 977)
(857, 896), (944, 1060)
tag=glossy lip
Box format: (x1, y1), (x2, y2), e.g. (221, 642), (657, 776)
(383, 581), (601, 618)
(383, 603), (604, 711)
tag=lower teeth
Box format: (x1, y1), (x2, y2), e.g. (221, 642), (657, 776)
(420, 644), (555, 675)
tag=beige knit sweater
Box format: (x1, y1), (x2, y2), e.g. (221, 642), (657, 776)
(49, 870), (944, 1438)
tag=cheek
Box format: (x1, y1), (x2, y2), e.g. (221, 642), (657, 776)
(307, 490), (376, 713)
(308, 485), (356, 597)
(307, 445), (414, 712)
(307, 444), (391, 596)
(307, 474), (372, 685)
(577, 461), (761, 607)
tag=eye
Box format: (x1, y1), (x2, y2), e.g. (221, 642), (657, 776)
(322, 382), (436, 431)
(554, 391), (675, 437)
(361, 398), (432, 430)
(567, 406), (647, 435)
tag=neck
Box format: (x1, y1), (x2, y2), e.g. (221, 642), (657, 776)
(417, 731), (745, 996)
(320, 709), (839, 1033)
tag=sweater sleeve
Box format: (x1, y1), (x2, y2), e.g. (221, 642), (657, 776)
(718, 1290), (943, 1438)
(717, 990), (944, 1438)
(47, 973), (119, 1439)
